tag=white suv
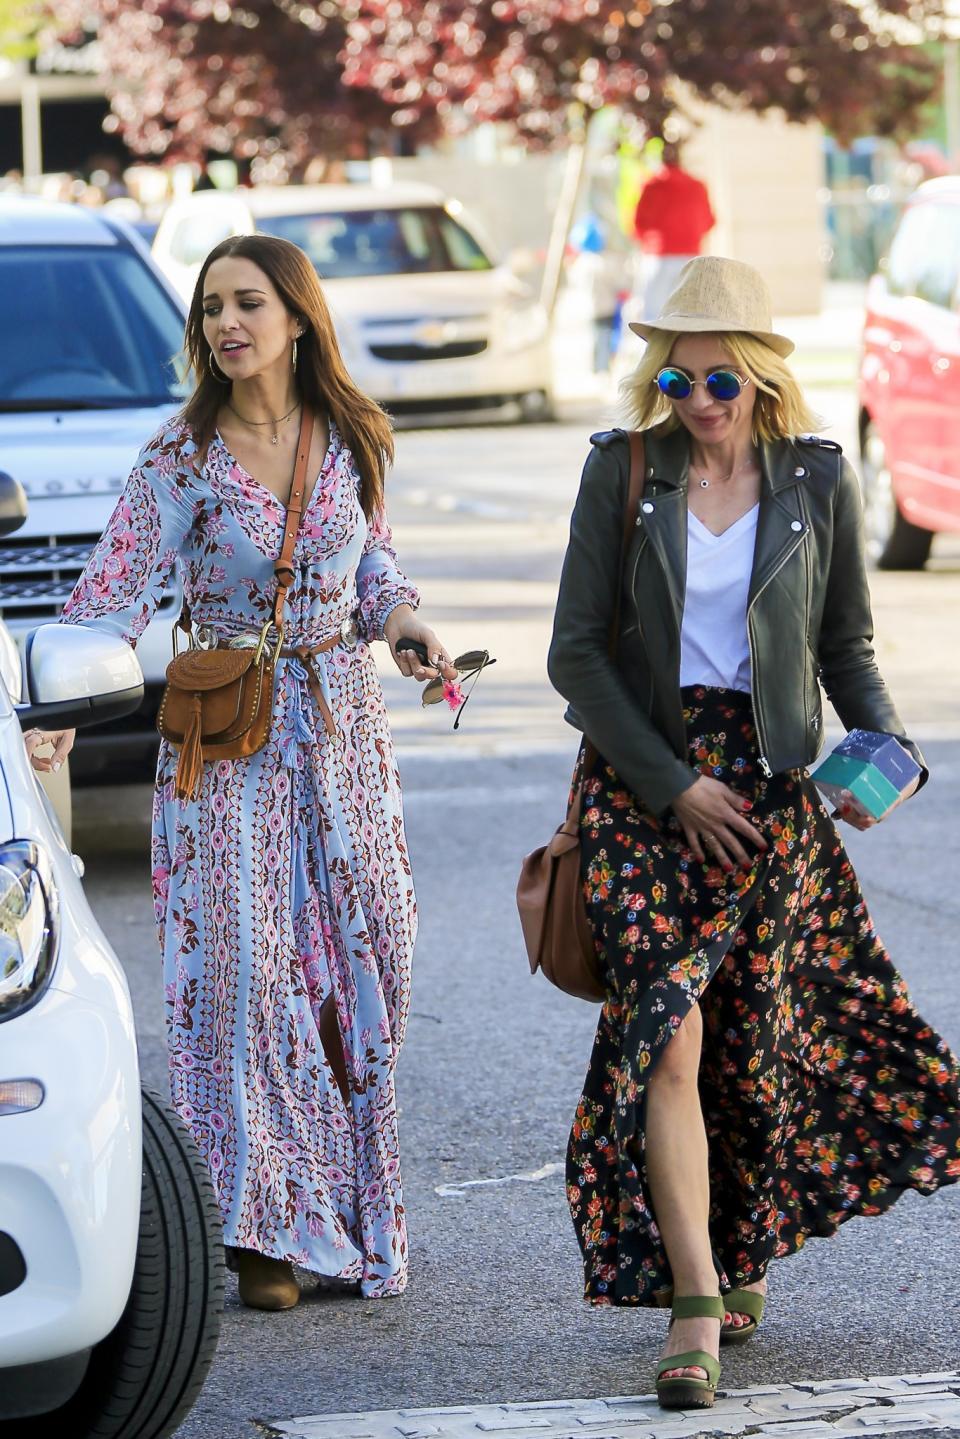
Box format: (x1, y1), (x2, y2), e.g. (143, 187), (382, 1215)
(0, 471), (223, 1437)
(0, 196), (189, 783)
(152, 182), (554, 420)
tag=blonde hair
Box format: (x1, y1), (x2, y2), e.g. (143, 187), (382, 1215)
(619, 331), (820, 443)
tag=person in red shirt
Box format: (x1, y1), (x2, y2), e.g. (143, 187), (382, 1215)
(634, 143), (716, 320)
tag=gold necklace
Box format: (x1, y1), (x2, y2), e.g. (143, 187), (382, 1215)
(227, 399), (300, 446)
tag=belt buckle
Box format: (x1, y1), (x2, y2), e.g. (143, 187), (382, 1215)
(226, 632), (260, 650)
(339, 617), (359, 648)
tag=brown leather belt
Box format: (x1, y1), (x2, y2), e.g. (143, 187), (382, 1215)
(279, 636), (340, 738)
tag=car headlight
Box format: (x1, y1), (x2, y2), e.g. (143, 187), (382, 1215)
(0, 841), (59, 1023)
(499, 303), (549, 354)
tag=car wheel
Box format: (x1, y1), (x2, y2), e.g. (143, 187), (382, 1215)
(861, 419), (934, 570)
(7, 1088), (224, 1439)
(518, 389), (555, 423)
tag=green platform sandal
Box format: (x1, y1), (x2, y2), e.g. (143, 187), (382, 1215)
(720, 1286), (766, 1346)
(655, 1295), (724, 1410)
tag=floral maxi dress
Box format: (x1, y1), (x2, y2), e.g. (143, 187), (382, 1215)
(568, 686), (960, 1307)
(62, 419), (420, 1297)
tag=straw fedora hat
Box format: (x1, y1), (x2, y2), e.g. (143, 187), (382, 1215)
(629, 255), (794, 358)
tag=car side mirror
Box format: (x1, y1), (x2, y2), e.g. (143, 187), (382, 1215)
(0, 471), (28, 538)
(17, 625), (144, 730)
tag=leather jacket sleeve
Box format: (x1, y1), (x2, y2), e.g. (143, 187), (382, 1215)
(547, 440), (698, 815)
(818, 457), (928, 785)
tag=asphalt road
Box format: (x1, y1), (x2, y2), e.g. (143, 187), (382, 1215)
(73, 393), (960, 1438)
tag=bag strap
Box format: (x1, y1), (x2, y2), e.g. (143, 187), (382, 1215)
(272, 408), (314, 632)
(569, 430), (646, 817)
(176, 409), (316, 641)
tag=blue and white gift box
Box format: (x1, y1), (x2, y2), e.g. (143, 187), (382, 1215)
(812, 729), (921, 821)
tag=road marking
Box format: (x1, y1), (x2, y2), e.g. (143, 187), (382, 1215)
(434, 1162), (564, 1198)
(266, 1373), (960, 1438)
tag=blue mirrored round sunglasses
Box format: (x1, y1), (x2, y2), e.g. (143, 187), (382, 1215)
(655, 366), (748, 402)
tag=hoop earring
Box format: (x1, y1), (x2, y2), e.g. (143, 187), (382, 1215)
(292, 337), (298, 372)
(208, 350), (230, 384)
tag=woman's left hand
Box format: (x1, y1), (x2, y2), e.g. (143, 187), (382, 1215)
(835, 774), (920, 830)
(23, 727), (75, 773)
(383, 606), (458, 683)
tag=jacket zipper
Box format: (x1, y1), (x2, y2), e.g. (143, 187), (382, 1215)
(747, 526), (808, 777)
(630, 524), (660, 717)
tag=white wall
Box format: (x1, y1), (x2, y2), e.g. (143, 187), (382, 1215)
(385, 104), (826, 315)
(683, 103), (825, 314)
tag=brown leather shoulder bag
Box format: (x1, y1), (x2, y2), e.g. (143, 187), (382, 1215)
(516, 431), (645, 1003)
(156, 410), (315, 801)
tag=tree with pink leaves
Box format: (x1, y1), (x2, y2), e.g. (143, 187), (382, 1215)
(52, 0), (946, 169)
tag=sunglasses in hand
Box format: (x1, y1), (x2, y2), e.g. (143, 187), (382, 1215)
(396, 639), (496, 730)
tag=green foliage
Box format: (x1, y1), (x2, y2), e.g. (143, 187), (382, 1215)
(0, 0), (42, 60)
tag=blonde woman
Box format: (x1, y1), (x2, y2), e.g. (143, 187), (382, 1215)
(548, 257), (960, 1408)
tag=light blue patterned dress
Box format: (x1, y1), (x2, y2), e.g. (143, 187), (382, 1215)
(62, 418), (419, 1297)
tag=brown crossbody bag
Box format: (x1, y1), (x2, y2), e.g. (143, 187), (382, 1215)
(156, 410), (315, 802)
(516, 431), (645, 1003)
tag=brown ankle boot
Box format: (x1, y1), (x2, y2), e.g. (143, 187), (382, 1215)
(235, 1250), (300, 1311)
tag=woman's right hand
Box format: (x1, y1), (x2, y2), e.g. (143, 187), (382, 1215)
(23, 728), (76, 774)
(672, 775), (769, 873)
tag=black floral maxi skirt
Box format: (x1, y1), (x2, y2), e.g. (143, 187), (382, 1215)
(567, 686), (960, 1307)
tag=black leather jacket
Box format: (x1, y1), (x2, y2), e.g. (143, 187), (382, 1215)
(547, 425), (926, 816)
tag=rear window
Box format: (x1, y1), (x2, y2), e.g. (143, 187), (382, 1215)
(886, 201), (960, 309)
(255, 206), (493, 279)
(0, 245), (187, 411)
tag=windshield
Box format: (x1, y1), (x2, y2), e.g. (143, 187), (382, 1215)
(255, 206), (494, 280)
(0, 245), (188, 411)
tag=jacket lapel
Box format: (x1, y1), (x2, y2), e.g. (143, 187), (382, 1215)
(748, 439), (809, 606)
(637, 427), (688, 634)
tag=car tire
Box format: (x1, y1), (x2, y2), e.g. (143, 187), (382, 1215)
(861, 418), (934, 570)
(6, 1088), (224, 1439)
(518, 389), (555, 423)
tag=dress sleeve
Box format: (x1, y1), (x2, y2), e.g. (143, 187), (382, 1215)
(355, 507), (420, 642)
(60, 423), (198, 648)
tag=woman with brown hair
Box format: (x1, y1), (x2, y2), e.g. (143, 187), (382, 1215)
(548, 256), (960, 1408)
(37, 234), (456, 1309)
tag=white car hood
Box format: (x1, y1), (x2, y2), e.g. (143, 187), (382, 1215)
(0, 404), (175, 536)
(324, 267), (529, 321)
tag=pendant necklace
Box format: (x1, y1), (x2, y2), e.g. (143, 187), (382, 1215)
(227, 399), (300, 445)
(692, 454), (755, 489)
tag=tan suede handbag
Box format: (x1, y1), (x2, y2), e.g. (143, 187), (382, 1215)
(156, 410), (314, 801)
(516, 431), (644, 1003)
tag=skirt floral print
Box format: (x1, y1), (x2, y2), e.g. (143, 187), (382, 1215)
(567, 686), (960, 1307)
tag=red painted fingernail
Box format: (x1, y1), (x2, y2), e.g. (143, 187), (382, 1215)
(742, 800), (753, 811)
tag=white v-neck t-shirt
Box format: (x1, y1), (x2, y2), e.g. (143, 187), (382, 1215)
(679, 504), (759, 692)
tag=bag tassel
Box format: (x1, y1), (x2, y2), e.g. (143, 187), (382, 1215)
(174, 693), (204, 801)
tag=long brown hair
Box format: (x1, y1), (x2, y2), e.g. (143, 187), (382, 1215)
(180, 233), (393, 517)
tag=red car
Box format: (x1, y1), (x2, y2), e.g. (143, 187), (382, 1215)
(859, 177), (960, 568)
